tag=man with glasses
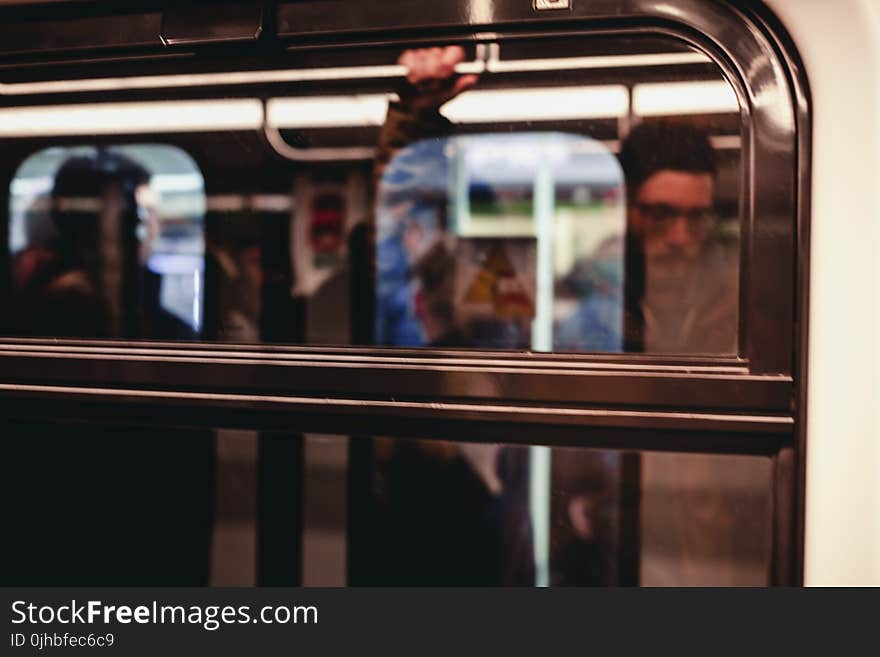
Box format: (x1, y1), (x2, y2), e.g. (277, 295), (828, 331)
(618, 120), (737, 354)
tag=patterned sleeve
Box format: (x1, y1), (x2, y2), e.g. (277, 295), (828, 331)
(373, 101), (454, 190)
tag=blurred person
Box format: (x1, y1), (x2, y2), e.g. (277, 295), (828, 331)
(6, 150), (213, 585)
(371, 191), (532, 585)
(554, 234), (626, 352)
(373, 46), (478, 186)
(361, 47), (534, 585)
(10, 195), (57, 294)
(611, 124), (759, 586)
(373, 47), (477, 347)
(12, 150), (194, 339)
(204, 216), (264, 342)
(352, 44), (548, 586)
(367, 45), (748, 586)
(555, 121), (735, 354)
(376, 46), (738, 353)
(409, 237), (462, 346)
(551, 452), (619, 587)
(368, 436), (533, 585)
(618, 121), (737, 354)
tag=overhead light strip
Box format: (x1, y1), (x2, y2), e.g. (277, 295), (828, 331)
(0, 82), (739, 137)
(0, 99), (264, 137)
(267, 94), (392, 128)
(266, 86), (630, 128)
(441, 85), (630, 122)
(633, 80), (739, 116)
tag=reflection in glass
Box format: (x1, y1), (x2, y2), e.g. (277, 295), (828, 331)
(3, 415), (774, 587)
(619, 121), (739, 354)
(5, 151), (212, 588)
(375, 132), (625, 351)
(348, 436), (773, 586)
(1, 39), (742, 354)
(0, 39), (756, 587)
(375, 123), (739, 355)
(8, 145), (205, 339)
(4, 417), (216, 586)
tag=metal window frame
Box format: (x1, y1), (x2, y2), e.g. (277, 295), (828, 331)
(0, 0), (806, 446)
(0, 0), (810, 585)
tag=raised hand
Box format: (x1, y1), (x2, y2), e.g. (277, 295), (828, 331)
(397, 45), (479, 112)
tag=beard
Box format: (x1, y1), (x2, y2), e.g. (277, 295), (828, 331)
(645, 249), (701, 287)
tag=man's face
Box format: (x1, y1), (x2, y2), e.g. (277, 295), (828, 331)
(628, 169), (715, 274)
(135, 183), (160, 264)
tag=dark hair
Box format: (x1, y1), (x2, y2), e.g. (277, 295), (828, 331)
(412, 238), (456, 326)
(618, 120), (716, 202)
(51, 150), (151, 242)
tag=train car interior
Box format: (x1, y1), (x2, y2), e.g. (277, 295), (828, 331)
(4, 0), (870, 587)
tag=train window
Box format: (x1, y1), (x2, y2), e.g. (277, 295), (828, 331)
(3, 417), (773, 587)
(348, 436), (771, 586)
(0, 35), (742, 356)
(0, 0), (805, 587)
(376, 132), (627, 351)
(376, 130), (738, 354)
(8, 144), (205, 339)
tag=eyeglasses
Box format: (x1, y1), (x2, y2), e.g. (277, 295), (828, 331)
(634, 202), (716, 227)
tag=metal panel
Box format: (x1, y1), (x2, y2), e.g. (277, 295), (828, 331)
(161, 2), (263, 46)
(0, 383), (792, 453)
(0, 344), (791, 411)
(0, 12), (163, 55)
(277, 0), (625, 36)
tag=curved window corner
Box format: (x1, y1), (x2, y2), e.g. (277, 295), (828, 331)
(7, 144), (206, 339)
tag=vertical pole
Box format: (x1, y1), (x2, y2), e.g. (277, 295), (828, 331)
(451, 138), (470, 236)
(192, 267), (202, 334)
(532, 162), (554, 352)
(530, 158), (555, 586)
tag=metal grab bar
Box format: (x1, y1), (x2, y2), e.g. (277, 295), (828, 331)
(262, 45), (492, 162)
(0, 44), (711, 96)
(263, 120), (378, 163)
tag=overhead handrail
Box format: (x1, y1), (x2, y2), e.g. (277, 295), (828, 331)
(0, 43), (711, 96)
(260, 45), (492, 162)
(264, 117), (378, 163)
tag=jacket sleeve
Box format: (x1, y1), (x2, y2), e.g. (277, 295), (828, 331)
(373, 101), (454, 189)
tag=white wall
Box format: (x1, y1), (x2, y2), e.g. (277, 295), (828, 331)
(764, 0), (880, 585)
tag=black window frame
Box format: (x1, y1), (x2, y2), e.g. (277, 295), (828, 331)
(0, 0), (810, 584)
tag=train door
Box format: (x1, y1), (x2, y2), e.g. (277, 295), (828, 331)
(0, 0), (808, 586)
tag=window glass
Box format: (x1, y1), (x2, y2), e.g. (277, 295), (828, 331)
(8, 145), (205, 338)
(2, 419), (772, 587)
(349, 437), (771, 587)
(376, 132), (625, 351)
(0, 36), (741, 354)
(376, 126), (739, 356)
